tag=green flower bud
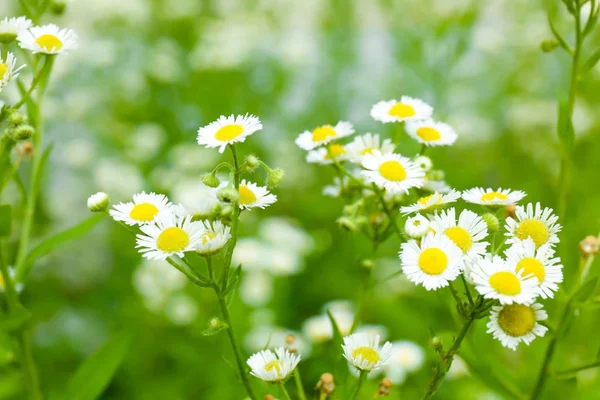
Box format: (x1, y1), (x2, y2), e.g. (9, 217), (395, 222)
(337, 216), (358, 232)
(267, 168), (285, 187)
(87, 192), (109, 212)
(50, 1), (67, 15)
(431, 336), (443, 351)
(482, 212), (500, 232)
(13, 125), (35, 141)
(8, 111), (27, 126)
(245, 155), (260, 169)
(202, 172), (221, 188)
(540, 39), (559, 53)
(414, 155), (433, 172)
(361, 258), (374, 269)
(209, 317), (224, 329)
(220, 205), (234, 218)
(217, 187), (239, 204)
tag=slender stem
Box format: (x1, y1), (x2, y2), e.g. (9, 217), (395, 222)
(351, 370), (368, 400)
(220, 144), (241, 290)
(554, 360), (600, 376)
(0, 244), (19, 310)
(448, 282), (465, 316)
(12, 56), (53, 111)
(279, 381), (292, 400)
(372, 184), (402, 239)
(293, 368), (307, 400)
(460, 275), (474, 307)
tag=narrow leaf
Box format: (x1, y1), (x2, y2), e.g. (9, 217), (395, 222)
(573, 277), (598, 302)
(0, 205), (11, 237)
(582, 47), (600, 74)
(223, 264), (242, 297)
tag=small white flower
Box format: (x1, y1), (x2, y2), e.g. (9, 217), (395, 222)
(18, 24), (78, 55)
(504, 238), (563, 299)
(405, 119), (458, 146)
(195, 220), (231, 255)
(87, 192), (109, 212)
(0, 52), (25, 91)
(295, 121), (354, 151)
(370, 97), (433, 123)
(470, 255), (539, 305)
(110, 192), (172, 226)
(487, 302), (548, 350)
(342, 333), (392, 372)
(0, 16), (32, 39)
(238, 180), (277, 210)
(421, 178), (452, 193)
(413, 156), (433, 172)
(197, 114), (262, 153)
(247, 347), (301, 382)
(400, 190), (461, 215)
(361, 151), (425, 195)
(382, 341), (425, 383)
(400, 233), (464, 291)
(462, 187), (526, 207)
(346, 133), (395, 163)
(505, 203), (561, 249)
(136, 211), (204, 260)
(430, 208), (489, 258)
(306, 143), (349, 164)
(404, 214), (430, 239)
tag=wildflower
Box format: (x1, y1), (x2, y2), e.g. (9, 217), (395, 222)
(421, 177), (451, 193)
(400, 190), (461, 215)
(346, 133), (395, 163)
(18, 24), (78, 55)
(0, 16), (32, 43)
(0, 53), (25, 91)
(136, 212), (204, 260)
(12, 124), (35, 141)
(195, 220), (231, 255)
(266, 168), (285, 187)
(404, 214), (430, 239)
(110, 192), (171, 226)
(342, 333), (392, 372)
(361, 151), (425, 194)
(400, 233), (464, 290)
(370, 97), (433, 123)
(87, 192), (109, 212)
(413, 155), (433, 171)
(316, 373), (335, 396)
(201, 172), (221, 188)
(505, 203), (561, 248)
(238, 180), (277, 210)
(430, 208), (489, 258)
(295, 121), (354, 151)
(487, 303), (548, 350)
(382, 341), (425, 384)
(196, 114), (262, 153)
(306, 143), (349, 164)
(579, 235), (599, 258)
(247, 347), (301, 382)
(462, 187), (526, 207)
(405, 119), (458, 147)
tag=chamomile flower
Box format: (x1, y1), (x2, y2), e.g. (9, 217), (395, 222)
(370, 97), (433, 123)
(197, 114), (262, 153)
(0, 17), (32, 41)
(0, 52), (24, 91)
(505, 203), (561, 249)
(400, 233), (464, 290)
(295, 121), (354, 151)
(462, 187), (526, 207)
(430, 208), (489, 258)
(487, 302), (548, 350)
(361, 151), (425, 194)
(404, 214), (430, 239)
(18, 24), (78, 55)
(405, 119), (458, 146)
(342, 333), (392, 372)
(306, 143), (349, 164)
(346, 133), (395, 163)
(136, 212), (204, 260)
(470, 255), (539, 305)
(238, 180), (277, 210)
(504, 238), (563, 299)
(247, 347), (301, 382)
(110, 192), (172, 226)
(195, 220), (231, 255)
(400, 190), (461, 215)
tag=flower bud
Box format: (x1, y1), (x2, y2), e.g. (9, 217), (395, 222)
(8, 111), (27, 126)
(202, 172), (221, 188)
(209, 317), (224, 329)
(17, 141), (34, 158)
(245, 155), (260, 169)
(87, 192), (109, 212)
(361, 258), (374, 269)
(579, 236), (599, 258)
(414, 155), (433, 172)
(264, 395), (275, 400)
(12, 125), (35, 141)
(505, 204), (517, 219)
(431, 336), (442, 351)
(50, 1), (67, 15)
(540, 39), (559, 52)
(220, 205), (234, 218)
(217, 187), (239, 203)
(337, 216), (357, 232)
(378, 378), (393, 396)
(267, 168), (285, 187)
(316, 373), (335, 395)
(481, 213), (500, 232)
(405, 214), (430, 239)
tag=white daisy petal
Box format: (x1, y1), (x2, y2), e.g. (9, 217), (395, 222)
(505, 203), (561, 249)
(462, 187), (526, 207)
(195, 220), (231, 255)
(487, 302), (548, 350)
(430, 208), (489, 258)
(370, 97), (433, 123)
(238, 180), (277, 210)
(110, 192), (172, 226)
(405, 119), (458, 147)
(361, 151), (425, 195)
(197, 114), (262, 153)
(342, 333), (392, 372)
(346, 133), (395, 164)
(0, 52), (25, 91)
(400, 190), (461, 215)
(0, 16), (33, 37)
(295, 121), (354, 151)
(306, 143), (349, 165)
(18, 24), (78, 55)
(247, 347), (301, 382)
(404, 214), (431, 239)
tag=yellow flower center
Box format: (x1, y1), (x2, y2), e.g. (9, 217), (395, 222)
(156, 227), (190, 252)
(352, 347), (380, 364)
(416, 127), (441, 142)
(418, 194), (442, 205)
(388, 103), (415, 118)
(378, 160), (406, 182)
(312, 125), (337, 142)
(215, 124), (244, 141)
(515, 219), (549, 248)
(324, 144), (347, 159)
(516, 257), (545, 282)
(264, 360), (282, 375)
(0, 63), (7, 78)
(480, 191), (508, 202)
(444, 227), (472, 252)
(360, 147), (374, 155)
(129, 203), (159, 222)
(489, 271), (521, 295)
(498, 304), (536, 337)
(418, 248), (448, 275)
(201, 232), (216, 244)
(239, 185), (257, 205)
(35, 34), (63, 52)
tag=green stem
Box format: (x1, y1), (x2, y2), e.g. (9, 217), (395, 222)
(220, 144), (241, 291)
(460, 275), (474, 307)
(12, 56), (54, 111)
(293, 368), (307, 400)
(279, 381), (293, 400)
(351, 370), (368, 400)
(554, 360), (600, 376)
(372, 184), (402, 239)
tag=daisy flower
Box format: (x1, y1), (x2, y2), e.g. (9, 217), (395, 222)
(487, 302), (548, 350)
(405, 119), (458, 147)
(0, 16), (32, 40)
(18, 24), (78, 55)
(370, 96), (433, 123)
(346, 133), (395, 163)
(382, 341), (425, 383)
(136, 211), (204, 260)
(306, 143), (349, 165)
(400, 190), (461, 215)
(0, 52), (25, 91)
(421, 178), (452, 193)
(470, 255), (539, 305)
(505, 203), (561, 249)
(110, 192), (172, 226)
(361, 151), (425, 194)
(430, 208), (489, 258)
(322, 176), (348, 197)
(238, 180), (277, 210)
(247, 347), (301, 382)
(295, 121), (354, 151)
(404, 214), (430, 239)
(87, 192), (109, 212)
(462, 187), (526, 207)
(400, 233), (464, 290)
(504, 238), (563, 299)
(197, 114), (262, 153)
(195, 220), (232, 255)
(342, 333), (392, 372)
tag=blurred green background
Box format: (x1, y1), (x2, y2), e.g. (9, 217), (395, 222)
(1, 0), (600, 399)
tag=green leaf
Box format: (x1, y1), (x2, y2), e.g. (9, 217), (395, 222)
(0, 304), (31, 332)
(557, 97), (575, 154)
(582, 47), (600, 74)
(62, 331), (133, 400)
(572, 277), (598, 302)
(223, 264), (242, 297)
(0, 205), (11, 237)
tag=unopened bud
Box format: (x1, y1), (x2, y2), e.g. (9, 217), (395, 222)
(316, 372), (335, 395)
(87, 192), (109, 212)
(540, 39), (559, 53)
(209, 317), (223, 329)
(378, 378), (393, 396)
(405, 214), (430, 239)
(505, 204), (517, 219)
(337, 216), (357, 232)
(482, 213), (500, 232)
(8, 111), (27, 126)
(264, 395), (275, 400)
(267, 168), (285, 187)
(414, 155), (433, 172)
(431, 336), (442, 351)
(285, 334), (298, 353)
(579, 236), (599, 258)
(361, 259), (374, 269)
(13, 124), (34, 140)
(220, 205), (234, 218)
(202, 172), (221, 188)
(246, 155), (260, 169)
(50, 1), (67, 15)
(217, 187), (239, 204)
(17, 141), (34, 158)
